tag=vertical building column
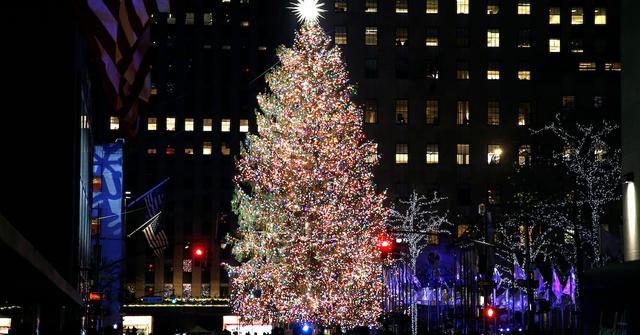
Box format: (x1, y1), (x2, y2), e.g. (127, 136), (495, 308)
(192, 264), (202, 297)
(134, 237), (146, 296)
(173, 240), (183, 296)
(154, 256), (165, 295)
(210, 239), (221, 298)
(623, 176), (639, 261)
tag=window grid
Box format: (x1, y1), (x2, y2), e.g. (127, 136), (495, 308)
(426, 0), (438, 14)
(487, 29), (500, 47)
(396, 0), (408, 13)
(426, 100), (439, 124)
(426, 28), (438, 47)
(110, 116), (119, 130)
(364, 100), (378, 124)
(365, 27), (378, 46)
(148, 117), (157, 131)
(203, 142), (212, 155)
(457, 144), (470, 165)
(518, 70), (531, 80)
(595, 8), (606, 25)
(549, 39), (561, 53)
(457, 101), (470, 125)
(426, 144), (439, 165)
(166, 117), (176, 131)
(365, 0), (377, 12)
(185, 118), (194, 132)
(221, 119), (231, 132)
(487, 63), (500, 80)
(457, 0), (469, 14)
(549, 7), (560, 24)
(457, 61), (470, 79)
(335, 26), (347, 45)
(519, 145), (531, 166)
(203, 119), (212, 132)
(396, 100), (408, 124)
(239, 119), (249, 132)
(518, 29), (531, 48)
(396, 27), (408, 46)
(396, 144), (409, 164)
(487, 101), (500, 126)
(487, 0), (499, 15)
(334, 0), (347, 12)
(488, 144), (502, 164)
(518, 0), (530, 15)
(518, 103), (531, 126)
(571, 8), (583, 25)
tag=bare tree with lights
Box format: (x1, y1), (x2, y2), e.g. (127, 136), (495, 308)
(389, 190), (450, 335)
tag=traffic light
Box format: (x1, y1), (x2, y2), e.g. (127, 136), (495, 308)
(484, 306), (497, 319)
(192, 245), (206, 266)
(377, 235), (394, 257)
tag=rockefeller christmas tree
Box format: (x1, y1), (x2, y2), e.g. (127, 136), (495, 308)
(227, 0), (388, 328)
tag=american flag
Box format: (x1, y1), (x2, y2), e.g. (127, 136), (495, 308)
(142, 212), (168, 258)
(81, 0), (173, 136)
(128, 178), (170, 257)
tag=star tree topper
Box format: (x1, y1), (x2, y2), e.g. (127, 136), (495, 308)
(289, 0), (326, 23)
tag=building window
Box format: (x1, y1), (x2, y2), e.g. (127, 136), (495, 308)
(487, 0), (499, 14)
(396, 144), (409, 164)
(204, 13), (213, 25)
(185, 12), (195, 25)
(488, 187), (500, 204)
(562, 96), (575, 109)
(185, 148), (194, 155)
(571, 7), (583, 25)
(203, 142), (212, 155)
(185, 118), (194, 132)
(165, 146), (175, 155)
(517, 0), (530, 15)
(335, 0), (347, 12)
(487, 101), (500, 126)
(518, 69), (531, 80)
(425, 28), (438, 47)
(426, 62), (439, 79)
(396, 0), (408, 13)
(147, 117), (157, 131)
(457, 61), (470, 80)
(457, 144), (470, 165)
(549, 7), (560, 24)
(365, 0), (377, 12)
(604, 63), (621, 71)
(579, 62), (597, 72)
(167, 13), (176, 24)
(365, 143), (378, 163)
(221, 142), (231, 156)
(518, 103), (531, 126)
(426, 144), (439, 164)
(570, 39), (584, 53)
(397, 59), (408, 79)
(365, 27), (378, 46)
(519, 145), (531, 166)
(457, 101), (470, 125)
(166, 117), (176, 131)
(488, 145), (502, 164)
(365, 59), (378, 78)
(487, 29), (500, 47)
(335, 26), (347, 45)
(426, 100), (439, 124)
(549, 39), (561, 53)
(487, 63), (500, 80)
(396, 100), (408, 125)
(595, 8), (606, 25)
(364, 100), (377, 123)
(518, 29), (531, 48)
(221, 119), (231, 132)
(594, 96), (604, 109)
(203, 119), (212, 132)
(457, 0), (469, 14)
(457, 28), (469, 47)
(426, 0), (438, 14)
(110, 116), (119, 130)
(147, 148), (157, 155)
(396, 27), (408, 46)
(239, 119), (249, 132)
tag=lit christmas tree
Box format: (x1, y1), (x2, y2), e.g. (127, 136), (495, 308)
(227, 0), (387, 327)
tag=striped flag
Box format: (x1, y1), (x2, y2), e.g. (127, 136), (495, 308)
(142, 212), (168, 258)
(128, 178), (170, 256)
(80, 0), (173, 136)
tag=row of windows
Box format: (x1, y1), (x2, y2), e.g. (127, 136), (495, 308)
(392, 143), (531, 166)
(147, 143), (232, 156)
(336, 0), (606, 23)
(110, 117), (249, 133)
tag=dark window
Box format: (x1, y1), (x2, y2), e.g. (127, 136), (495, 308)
(365, 59), (378, 78)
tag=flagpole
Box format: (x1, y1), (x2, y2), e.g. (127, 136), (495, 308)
(126, 211), (161, 238)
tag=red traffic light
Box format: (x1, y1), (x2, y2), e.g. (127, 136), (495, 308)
(193, 247), (204, 257)
(377, 235), (394, 253)
(88, 292), (102, 301)
(484, 306), (496, 318)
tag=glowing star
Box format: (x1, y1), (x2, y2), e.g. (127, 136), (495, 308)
(289, 0), (326, 23)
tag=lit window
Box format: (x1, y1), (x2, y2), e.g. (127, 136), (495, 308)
(203, 142), (212, 155)
(426, 144), (439, 164)
(604, 63), (621, 71)
(487, 101), (500, 126)
(549, 39), (561, 53)
(167, 13), (176, 24)
(518, 29), (531, 48)
(519, 145), (531, 166)
(396, 100), (408, 125)
(185, 118), (194, 131)
(594, 147), (607, 161)
(487, 0), (499, 15)
(457, 61), (470, 80)
(203, 119), (212, 132)
(562, 96), (575, 109)
(488, 187), (500, 204)
(426, 0), (438, 14)
(166, 146), (175, 155)
(426, 28), (438, 46)
(457, 101), (470, 125)
(517, 0), (530, 15)
(221, 142), (231, 156)
(457, 225), (469, 237)
(570, 39), (584, 53)
(335, 26), (347, 45)
(426, 62), (439, 79)
(396, 0), (408, 13)
(518, 70), (531, 80)
(364, 100), (377, 124)
(147, 148), (157, 155)
(185, 12), (195, 25)
(595, 8), (606, 25)
(221, 119), (231, 132)
(549, 7), (560, 24)
(185, 148), (194, 155)
(396, 144), (409, 164)
(365, 27), (378, 46)
(457, 0), (469, 14)
(395, 27), (408, 46)
(239, 119), (249, 133)
(426, 100), (439, 124)
(487, 144), (502, 164)
(487, 63), (500, 80)
(204, 13), (213, 25)
(335, 0), (347, 12)
(518, 103), (531, 126)
(365, 0), (377, 12)
(147, 117), (157, 131)
(571, 7), (583, 25)
(457, 144), (470, 165)
(365, 143), (378, 163)
(579, 62), (597, 72)
(150, 86), (158, 95)
(110, 116), (119, 130)
(487, 29), (500, 47)
(241, 21), (250, 27)
(166, 117), (176, 131)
